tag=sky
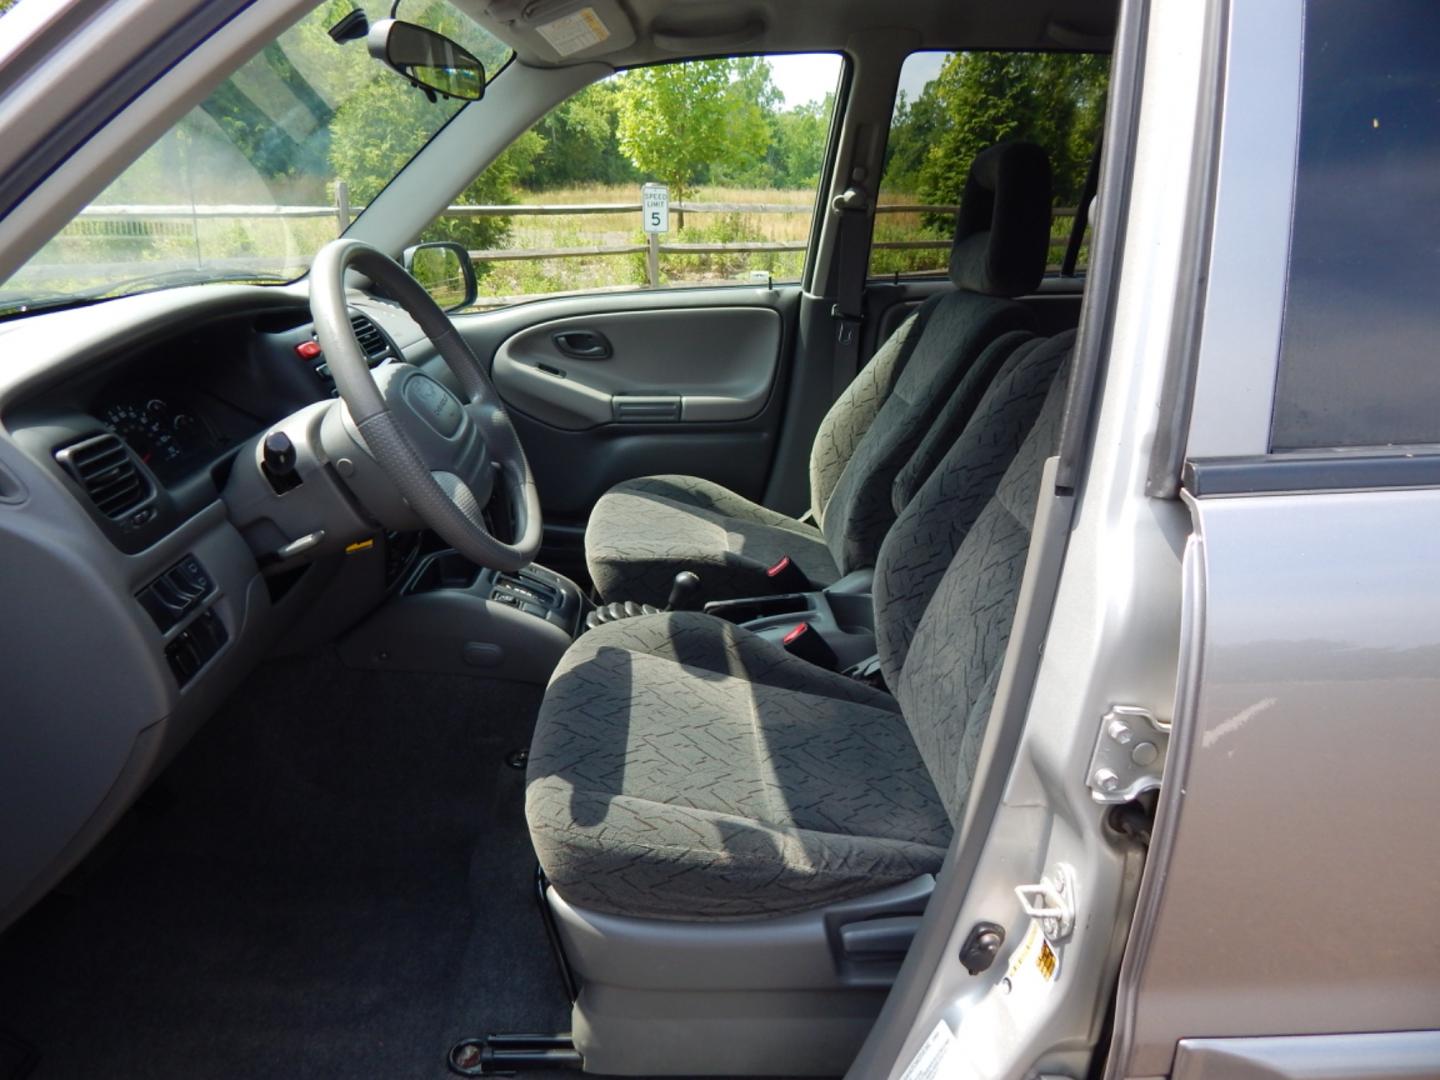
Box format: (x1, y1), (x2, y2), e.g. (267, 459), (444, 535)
(768, 50), (948, 110)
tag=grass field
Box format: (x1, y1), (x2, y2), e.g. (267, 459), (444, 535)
(466, 184), (823, 305)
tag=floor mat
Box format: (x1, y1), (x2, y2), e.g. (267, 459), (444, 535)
(0, 651), (567, 1080)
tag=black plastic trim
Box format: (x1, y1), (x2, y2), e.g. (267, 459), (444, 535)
(1184, 452), (1440, 497)
(535, 867), (580, 1003)
(802, 52), (854, 295)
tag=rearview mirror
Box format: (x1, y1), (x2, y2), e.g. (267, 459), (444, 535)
(367, 19), (485, 102)
(403, 241), (478, 312)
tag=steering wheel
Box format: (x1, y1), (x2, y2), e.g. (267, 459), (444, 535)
(309, 238), (542, 572)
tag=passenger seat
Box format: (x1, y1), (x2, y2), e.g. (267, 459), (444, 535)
(527, 328), (1076, 919)
(583, 141), (1055, 607)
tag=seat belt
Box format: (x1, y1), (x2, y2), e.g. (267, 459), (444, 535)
(830, 183), (871, 399)
(1061, 139), (1103, 277)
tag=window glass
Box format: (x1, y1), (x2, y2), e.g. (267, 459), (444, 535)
(0, 2), (511, 319)
(1271, 0), (1440, 450)
(433, 55), (842, 310)
(870, 50), (1108, 279)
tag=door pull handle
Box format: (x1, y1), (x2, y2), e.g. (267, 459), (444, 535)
(552, 330), (612, 360)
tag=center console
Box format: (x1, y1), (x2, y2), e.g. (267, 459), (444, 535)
(337, 547), (587, 684)
(699, 569), (877, 672)
(336, 542), (879, 688)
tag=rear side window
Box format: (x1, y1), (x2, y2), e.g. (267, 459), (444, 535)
(869, 50), (1108, 280)
(1271, 0), (1440, 450)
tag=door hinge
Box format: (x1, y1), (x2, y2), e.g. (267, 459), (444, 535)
(1087, 704), (1169, 804)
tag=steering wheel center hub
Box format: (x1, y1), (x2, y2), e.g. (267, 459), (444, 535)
(403, 372), (464, 437)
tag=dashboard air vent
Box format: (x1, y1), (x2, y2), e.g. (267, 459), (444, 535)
(55, 433), (151, 519)
(349, 312), (394, 367)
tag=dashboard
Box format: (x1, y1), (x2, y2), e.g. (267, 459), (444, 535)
(0, 283), (426, 930)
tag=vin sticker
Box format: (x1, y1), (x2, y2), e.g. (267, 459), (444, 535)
(899, 1019), (975, 1080)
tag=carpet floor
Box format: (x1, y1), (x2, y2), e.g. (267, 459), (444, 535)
(0, 651), (568, 1080)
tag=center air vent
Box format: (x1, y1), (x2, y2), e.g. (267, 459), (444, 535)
(349, 312), (396, 367)
(55, 433), (152, 519)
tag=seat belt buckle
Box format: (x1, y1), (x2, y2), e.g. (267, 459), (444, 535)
(781, 622), (839, 670)
(841, 653), (887, 691)
(766, 555), (812, 592)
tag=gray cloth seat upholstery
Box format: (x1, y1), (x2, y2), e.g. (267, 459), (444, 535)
(577, 475), (841, 610)
(526, 613), (951, 920)
(584, 141), (1054, 607)
(528, 331), (1075, 921)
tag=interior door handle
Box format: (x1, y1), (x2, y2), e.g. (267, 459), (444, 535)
(552, 330), (612, 360)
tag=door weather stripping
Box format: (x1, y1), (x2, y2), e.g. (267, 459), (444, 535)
(1014, 863), (1077, 944)
(1086, 705), (1169, 804)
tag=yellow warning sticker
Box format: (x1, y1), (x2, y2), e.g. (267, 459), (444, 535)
(1006, 921), (1060, 986)
(1036, 938), (1058, 981)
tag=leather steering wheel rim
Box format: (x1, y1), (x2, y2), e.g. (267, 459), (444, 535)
(309, 238), (542, 572)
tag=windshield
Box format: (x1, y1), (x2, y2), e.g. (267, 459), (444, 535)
(0, 1), (512, 318)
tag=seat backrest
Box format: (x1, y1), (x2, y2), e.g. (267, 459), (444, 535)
(875, 330), (1076, 685)
(810, 141), (1054, 577)
(885, 338), (1074, 823)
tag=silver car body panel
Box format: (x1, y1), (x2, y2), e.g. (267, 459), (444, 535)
(1172, 1032), (1440, 1080)
(1117, 488), (1440, 1077)
(1109, 0), (1440, 1075)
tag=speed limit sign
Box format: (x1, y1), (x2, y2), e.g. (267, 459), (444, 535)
(642, 183), (669, 233)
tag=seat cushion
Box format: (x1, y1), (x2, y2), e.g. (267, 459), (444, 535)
(526, 613), (951, 921)
(585, 475), (840, 607)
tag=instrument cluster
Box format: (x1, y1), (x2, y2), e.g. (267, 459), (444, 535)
(100, 391), (223, 484)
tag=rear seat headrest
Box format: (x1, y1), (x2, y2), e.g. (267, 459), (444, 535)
(948, 141), (1053, 298)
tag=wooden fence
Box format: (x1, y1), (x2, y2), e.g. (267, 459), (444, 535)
(59, 197), (1076, 302)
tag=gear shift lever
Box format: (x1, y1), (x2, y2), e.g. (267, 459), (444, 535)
(584, 571), (703, 633)
(665, 571), (702, 612)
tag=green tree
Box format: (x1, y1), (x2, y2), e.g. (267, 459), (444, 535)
(329, 73), (541, 253)
(880, 87), (949, 195)
(709, 57), (781, 187)
(767, 95), (832, 189)
(910, 52), (1108, 209)
(615, 60), (736, 226)
(522, 79), (636, 189)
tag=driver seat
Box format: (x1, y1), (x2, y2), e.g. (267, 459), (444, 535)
(525, 330), (1074, 1075)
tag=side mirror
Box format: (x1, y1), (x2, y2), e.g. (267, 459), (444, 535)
(403, 241), (478, 313)
(367, 19), (485, 102)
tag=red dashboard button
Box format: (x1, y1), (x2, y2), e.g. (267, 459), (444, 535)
(295, 340), (322, 360)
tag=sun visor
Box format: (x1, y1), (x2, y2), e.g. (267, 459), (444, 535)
(481, 0), (637, 64)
